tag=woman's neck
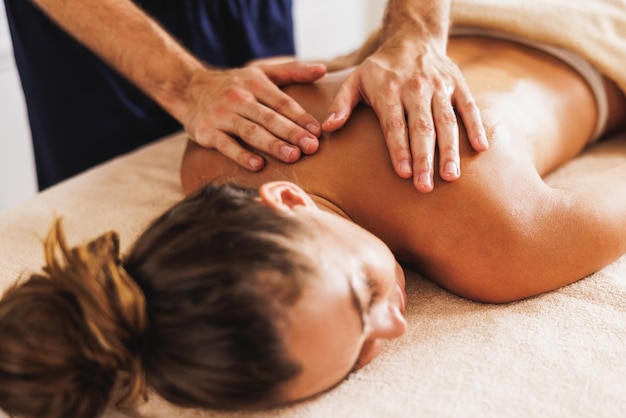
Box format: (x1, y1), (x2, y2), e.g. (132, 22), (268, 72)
(309, 193), (353, 221)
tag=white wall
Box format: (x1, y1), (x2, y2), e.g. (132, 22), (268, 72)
(294, 0), (385, 61)
(0, 0), (37, 211)
(0, 0), (386, 211)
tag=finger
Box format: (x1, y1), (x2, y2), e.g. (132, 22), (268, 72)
(432, 92), (461, 182)
(323, 72), (362, 132)
(231, 113), (303, 163)
(374, 100), (413, 179)
(453, 84), (489, 152)
(406, 99), (437, 193)
(246, 93), (320, 154)
(260, 61), (327, 85)
(202, 129), (266, 171)
(252, 78), (322, 139)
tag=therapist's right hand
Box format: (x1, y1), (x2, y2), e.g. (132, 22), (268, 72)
(182, 62), (327, 171)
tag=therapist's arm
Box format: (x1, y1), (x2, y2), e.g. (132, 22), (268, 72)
(33, 0), (327, 170)
(324, 0), (488, 193)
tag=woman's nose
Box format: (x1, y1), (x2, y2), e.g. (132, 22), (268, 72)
(367, 301), (407, 340)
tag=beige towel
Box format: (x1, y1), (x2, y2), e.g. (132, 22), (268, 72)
(452, 0), (626, 93)
(0, 136), (625, 418)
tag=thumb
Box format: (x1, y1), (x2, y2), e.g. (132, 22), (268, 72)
(260, 61), (327, 85)
(323, 73), (362, 132)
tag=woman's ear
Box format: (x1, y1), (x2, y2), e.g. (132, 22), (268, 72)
(258, 181), (317, 212)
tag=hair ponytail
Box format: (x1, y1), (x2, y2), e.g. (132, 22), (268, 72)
(0, 220), (148, 418)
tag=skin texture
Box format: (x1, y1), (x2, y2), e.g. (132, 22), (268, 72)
(182, 35), (626, 305)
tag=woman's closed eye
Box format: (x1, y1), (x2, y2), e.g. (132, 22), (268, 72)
(366, 277), (380, 310)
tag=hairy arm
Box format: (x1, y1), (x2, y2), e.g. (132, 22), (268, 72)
(33, 0), (327, 170)
(380, 0), (450, 50)
(34, 0), (204, 121)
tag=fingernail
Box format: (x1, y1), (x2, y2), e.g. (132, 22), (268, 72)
(444, 161), (459, 177)
(478, 130), (489, 149)
(301, 136), (319, 154)
(418, 172), (431, 187)
(306, 123), (321, 136)
(324, 112), (337, 127)
(248, 157), (263, 170)
(399, 160), (412, 176)
(281, 145), (297, 160)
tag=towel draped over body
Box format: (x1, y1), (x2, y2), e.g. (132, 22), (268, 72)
(452, 0), (626, 94)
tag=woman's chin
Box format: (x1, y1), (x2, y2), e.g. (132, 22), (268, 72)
(353, 339), (383, 371)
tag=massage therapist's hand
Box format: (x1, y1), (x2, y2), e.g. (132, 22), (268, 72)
(29, 0), (327, 172)
(183, 62), (327, 171)
(324, 40), (488, 193)
(322, 0), (489, 193)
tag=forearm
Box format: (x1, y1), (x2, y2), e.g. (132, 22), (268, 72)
(327, 1), (454, 70)
(33, 0), (205, 122)
(380, 0), (452, 51)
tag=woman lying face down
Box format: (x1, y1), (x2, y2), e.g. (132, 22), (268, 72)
(0, 182), (407, 417)
(3, 30), (626, 417)
(126, 181), (408, 407)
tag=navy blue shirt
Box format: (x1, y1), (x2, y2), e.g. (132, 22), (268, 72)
(4, 0), (295, 189)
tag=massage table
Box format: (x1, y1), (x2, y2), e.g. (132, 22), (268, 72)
(0, 130), (625, 418)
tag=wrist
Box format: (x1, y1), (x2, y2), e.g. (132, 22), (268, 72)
(381, 23), (447, 54)
(378, 31), (444, 61)
(380, 0), (451, 53)
(155, 59), (210, 124)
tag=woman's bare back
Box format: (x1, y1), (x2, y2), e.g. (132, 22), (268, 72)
(182, 35), (626, 302)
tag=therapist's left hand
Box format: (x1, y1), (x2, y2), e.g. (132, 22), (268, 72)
(323, 38), (489, 193)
